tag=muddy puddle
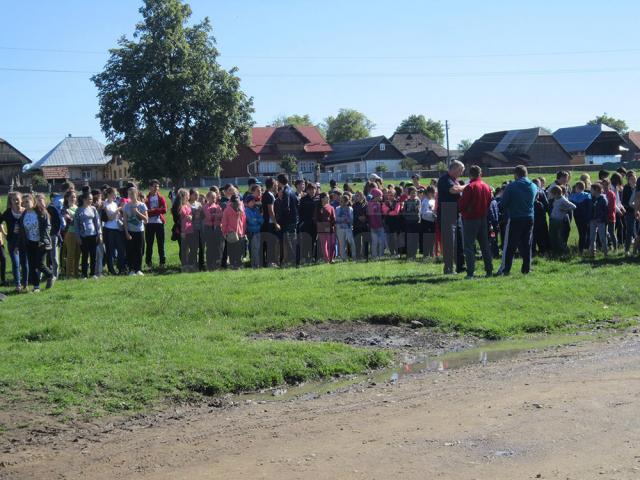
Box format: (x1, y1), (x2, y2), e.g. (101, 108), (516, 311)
(240, 333), (613, 403)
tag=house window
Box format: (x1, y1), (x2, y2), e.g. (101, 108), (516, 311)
(82, 170), (91, 181)
(298, 161), (315, 173)
(379, 143), (386, 152)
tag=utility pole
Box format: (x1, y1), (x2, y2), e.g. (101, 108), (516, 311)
(445, 120), (451, 167)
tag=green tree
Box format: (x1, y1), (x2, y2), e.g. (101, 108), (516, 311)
(91, 0), (254, 183)
(324, 109), (375, 144)
(270, 114), (314, 127)
(400, 157), (418, 171)
(587, 114), (628, 134)
(395, 115), (444, 144)
(280, 154), (298, 174)
(457, 139), (473, 154)
(375, 164), (388, 174)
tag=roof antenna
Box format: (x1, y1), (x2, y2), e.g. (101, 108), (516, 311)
(68, 133), (72, 137)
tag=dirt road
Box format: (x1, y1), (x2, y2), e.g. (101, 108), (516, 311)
(2, 334), (640, 479)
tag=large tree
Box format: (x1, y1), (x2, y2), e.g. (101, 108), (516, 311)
(457, 139), (473, 154)
(324, 109), (375, 144)
(587, 114), (628, 134)
(395, 115), (444, 144)
(270, 114), (314, 127)
(92, 0), (254, 183)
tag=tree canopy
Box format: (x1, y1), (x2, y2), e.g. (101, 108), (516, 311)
(457, 139), (473, 154)
(395, 115), (444, 144)
(324, 109), (375, 144)
(270, 114), (314, 127)
(92, 0), (254, 183)
(587, 114), (628, 134)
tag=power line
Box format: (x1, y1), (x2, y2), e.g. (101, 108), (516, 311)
(1, 45), (640, 60)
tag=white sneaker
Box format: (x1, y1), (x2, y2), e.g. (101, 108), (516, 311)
(136, 271), (144, 276)
(128, 272), (136, 276)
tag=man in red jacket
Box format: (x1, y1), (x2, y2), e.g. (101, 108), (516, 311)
(145, 179), (167, 269)
(458, 165), (493, 278)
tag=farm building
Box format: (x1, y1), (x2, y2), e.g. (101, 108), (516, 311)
(0, 138), (31, 186)
(322, 136), (406, 175)
(390, 132), (450, 167)
(222, 125), (332, 178)
(622, 131), (640, 162)
(462, 128), (572, 169)
(553, 124), (629, 165)
(25, 135), (131, 183)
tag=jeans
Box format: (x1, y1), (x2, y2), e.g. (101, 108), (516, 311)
(590, 220), (608, 255)
(318, 232), (335, 262)
(262, 225), (279, 267)
(95, 241), (105, 276)
(336, 227), (356, 260)
(353, 230), (369, 260)
(249, 232), (262, 268)
(8, 237), (28, 288)
(48, 234), (60, 278)
(575, 219), (590, 252)
(227, 237), (245, 269)
(499, 217), (534, 275)
(420, 220), (436, 257)
(203, 225), (224, 270)
(624, 212), (637, 253)
(281, 224), (297, 267)
(0, 244), (5, 284)
(440, 202), (464, 274)
(404, 221), (420, 259)
(64, 231), (80, 279)
(145, 222), (166, 266)
(79, 235), (98, 278)
(298, 228), (316, 264)
(26, 240), (52, 289)
(126, 231), (144, 273)
(370, 228), (386, 259)
(549, 218), (570, 254)
(462, 217), (493, 276)
(181, 232), (199, 271)
(104, 228), (126, 274)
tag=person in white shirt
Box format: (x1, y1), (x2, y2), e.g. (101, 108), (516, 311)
(103, 188), (126, 275)
(419, 185), (437, 257)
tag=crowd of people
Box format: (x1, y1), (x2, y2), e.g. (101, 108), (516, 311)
(1, 164), (639, 293)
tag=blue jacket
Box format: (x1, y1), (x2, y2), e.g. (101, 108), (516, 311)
(487, 198), (499, 228)
(569, 191), (592, 224)
(591, 195), (608, 223)
(501, 177), (537, 219)
(245, 206), (264, 234)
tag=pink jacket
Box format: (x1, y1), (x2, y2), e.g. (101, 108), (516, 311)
(203, 202), (223, 228)
(180, 204), (193, 235)
(221, 204), (246, 237)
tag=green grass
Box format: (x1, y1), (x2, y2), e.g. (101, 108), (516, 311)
(1, 254), (639, 417)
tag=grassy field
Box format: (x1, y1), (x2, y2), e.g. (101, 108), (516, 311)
(2, 168), (630, 419)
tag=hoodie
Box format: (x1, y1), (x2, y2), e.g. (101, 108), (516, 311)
(501, 177), (537, 219)
(569, 191), (592, 224)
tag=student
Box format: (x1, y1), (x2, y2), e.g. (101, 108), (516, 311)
(437, 161), (465, 274)
(383, 190), (402, 257)
(589, 183), (608, 256)
(46, 193), (63, 279)
(622, 171), (637, 255)
(276, 173), (299, 267)
(103, 188), (126, 275)
(122, 187), (148, 276)
(419, 186), (437, 257)
(335, 194), (356, 261)
(144, 179), (167, 269)
(548, 185), (576, 255)
(610, 172), (626, 248)
(402, 187), (421, 260)
(497, 165), (537, 276)
(367, 188), (386, 259)
(20, 193), (54, 292)
(221, 194), (246, 270)
(315, 192), (336, 263)
(261, 177), (280, 268)
(62, 190), (80, 279)
(352, 191), (369, 261)
(569, 181), (592, 253)
(92, 190), (106, 277)
(74, 192), (102, 279)
(298, 183), (318, 265)
(531, 179), (550, 256)
(1, 192), (27, 292)
(458, 165), (493, 278)
(602, 179), (618, 251)
(203, 190), (224, 270)
(177, 189), (197, 272)
(189, 188), (205, 271)
(244, 194), (264, 268)
(0, 222), (6, 285)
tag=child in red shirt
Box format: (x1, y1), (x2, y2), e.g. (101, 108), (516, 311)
(315, 192), (336, 263)
(602, 179), (618, 250)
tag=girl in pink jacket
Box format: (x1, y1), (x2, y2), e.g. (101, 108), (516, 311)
(221, 195), (246, 269)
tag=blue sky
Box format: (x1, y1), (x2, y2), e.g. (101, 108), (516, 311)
(1, 0), (639, 161)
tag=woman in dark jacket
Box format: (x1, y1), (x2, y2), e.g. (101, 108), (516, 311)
(1, 191), (28, 292)
(19, 193), (53, 292)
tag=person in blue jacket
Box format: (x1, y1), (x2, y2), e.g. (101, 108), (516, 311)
(244, 195), (264, 268)
(497, 165), (537, 276)
(569, 181), (592, 253)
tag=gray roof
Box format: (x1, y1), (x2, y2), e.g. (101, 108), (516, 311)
(27, 136), (110, 171)
(0, 138), (31, 166)
(553, 124), (617, 153)
(463, 127), (553, 163)
(390, 133), (448, 158)
(324, 136), (392, 165)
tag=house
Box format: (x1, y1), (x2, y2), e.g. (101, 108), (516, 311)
(0, 138), (31, 185)
(462, 128), (572, 169)
(25, 135), (131, 183)
(553, 124), (629, 165)
(390, 132), (450, 167)
(222, 125), (332, 178)
(622, 131), (640, 162)
(322, 136), (406, 175)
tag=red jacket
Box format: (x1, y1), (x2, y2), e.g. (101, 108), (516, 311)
(458, 178), (493, 220)
(606, 190), (616, 223)
(145, 193), (167, 224)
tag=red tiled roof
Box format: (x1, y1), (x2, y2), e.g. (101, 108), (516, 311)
(249, 126), (332, 155)
(626, 131), (640, 149)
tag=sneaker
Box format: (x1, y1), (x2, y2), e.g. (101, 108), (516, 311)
(128, 271), (136, 276)
(136, 271), (144, 276)
(33, 288), (41, 294)
(45, 277), (55, 289)
(92, 275), (99, 280)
